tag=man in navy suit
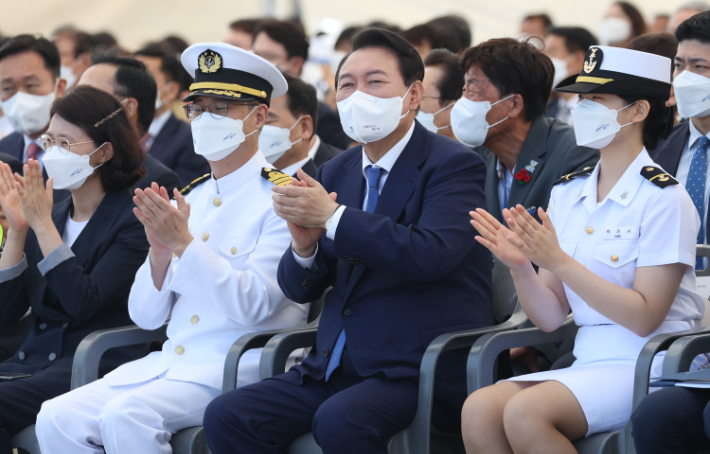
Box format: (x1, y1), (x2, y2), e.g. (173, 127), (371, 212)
(203, 28), (493, 454)
(134, 45), (211, 184)
(79, 53), (182, 194)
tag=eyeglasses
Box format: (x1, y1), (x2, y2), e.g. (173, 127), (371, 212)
(183, 101), (255, 121)
(39, 135), (94, 154)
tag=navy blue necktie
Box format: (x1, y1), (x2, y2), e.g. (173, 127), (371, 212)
(324, 165), (384, 380)
(689, 136), (710, 270)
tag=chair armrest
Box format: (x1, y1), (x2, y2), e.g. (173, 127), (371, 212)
(70, 323), (168, 390)
(661, 331), (710, 375)
(259, 328), (318, 380)
(402, 304), (528, 454)
(467, 316), (579, 393)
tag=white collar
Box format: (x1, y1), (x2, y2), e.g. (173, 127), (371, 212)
(210, 149), (268, 194)
(148, 110), (172, 138)
(578, 147), (651, 212)
(280, 156), (311, 177)
(307, 135), (321, 160)
(361, 122), (415, 176)
(688, 118), (710, 151)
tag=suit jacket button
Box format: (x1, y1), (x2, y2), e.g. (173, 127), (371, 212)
(48, 353), (57, 361)
(344, 254), (350, 259)
(323, 348), (329, 358)
(39, 323), (47, 330)
(18, 351), (25, 361)
(343, 309), (352, 317)
(62, 322), (69, 328)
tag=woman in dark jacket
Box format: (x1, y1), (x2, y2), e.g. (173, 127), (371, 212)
(0, 85), (149, 452)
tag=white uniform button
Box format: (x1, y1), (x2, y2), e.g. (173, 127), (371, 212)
(586, 226), (594, 235)
(191, 315), (199, 324)
(611, 254), (619, 263)
(202, 233), (209, 241)
(175, 346), (185, 355)
(213, 197), (222, 207)
(231, 247), (237, 255)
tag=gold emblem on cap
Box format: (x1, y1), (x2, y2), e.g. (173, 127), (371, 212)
(199, 50), (222, 74)
(584, 48), (598, 74)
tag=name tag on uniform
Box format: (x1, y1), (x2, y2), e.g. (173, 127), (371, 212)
(603, 227), (636, 240)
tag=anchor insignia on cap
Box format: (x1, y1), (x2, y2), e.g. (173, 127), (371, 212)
(199, 50), (222, 74)
(584, 48), (599, 74)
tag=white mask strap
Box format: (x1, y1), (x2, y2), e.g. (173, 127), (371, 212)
(433, 102), (455, 116)
(617, 100), (639, 128)
(243, 106), (258, 137)
(399, 84), (414, 119)
(491, 94), (515, 107)
(488, 116), (509, 129)
(288, 116), (304, 131)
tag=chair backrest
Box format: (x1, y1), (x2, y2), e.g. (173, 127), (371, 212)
(307, 287), (331, 324)
(492, 257), (518, 324)
(697, 245), (710, 277)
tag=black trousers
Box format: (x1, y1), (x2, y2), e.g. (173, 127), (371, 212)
(632, 386), (710, 454)
(0, 359), (72, 454)
(204, 347), (421, 454)
(0, 315), (32, 363)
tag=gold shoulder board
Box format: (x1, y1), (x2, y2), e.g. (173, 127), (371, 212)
(553, 167), (594, 186)
(261, 167), (292, 186)
(176, 173), (211, 198)
(640, 166), (678, 188)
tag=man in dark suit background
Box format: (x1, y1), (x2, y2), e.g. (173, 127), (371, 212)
(262, 72), (342, 178)
(203, 28), (493, 454)
(134, 45), (211, 184)
(455, 38), (599, 224)
(252, 19), (353, 152)
(78, 52), (182, 194)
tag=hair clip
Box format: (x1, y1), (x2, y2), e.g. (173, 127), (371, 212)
(94, 107), (123, 128)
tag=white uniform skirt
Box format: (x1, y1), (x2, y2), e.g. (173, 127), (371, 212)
(505, 320), (694, 436)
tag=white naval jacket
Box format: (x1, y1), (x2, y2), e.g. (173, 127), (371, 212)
(103, 152), (308, 390)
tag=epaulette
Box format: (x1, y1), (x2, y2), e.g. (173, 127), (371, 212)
(640, 166), (678, 188)
(553, 167), (594, 186)
(261, 167), (292, 186)
(177, 173), (211, 197)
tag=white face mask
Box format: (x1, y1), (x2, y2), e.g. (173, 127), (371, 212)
(190, 108), (257, 162)
(416, 102), (454, 133)
(42, 143), (106, 190)
(0, 89), (56, 135)
(599, 17), (631, 46)
(550, 57), (570, 90)
(571, 98), (637, 149)
(337, 86), (412, 144)
(259, 116), (304, 164)
(60, 65), (77, 90)
(450, 95), (514, 147)
(673, 70), (710, 119)
(154, 84), (172, 112)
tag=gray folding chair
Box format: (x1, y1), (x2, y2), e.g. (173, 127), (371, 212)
(254, 258), (528, 454)
(11, 292), (328, 454)
(465, 244), (710, 454)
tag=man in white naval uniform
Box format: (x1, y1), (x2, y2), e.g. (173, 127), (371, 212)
(35, 43), (308, 454)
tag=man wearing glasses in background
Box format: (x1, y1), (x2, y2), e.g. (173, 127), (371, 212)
(35, 43), (309, 454)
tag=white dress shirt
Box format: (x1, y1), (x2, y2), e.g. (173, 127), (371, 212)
(145, 110), (172, 151)
(496, 158), (514, 216)
(293, 122), (415, 269)
(307, 135), (321, 161)
(675, 119), (710, 243)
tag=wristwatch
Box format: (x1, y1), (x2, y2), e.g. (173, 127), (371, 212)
(324, 204), (342, 230)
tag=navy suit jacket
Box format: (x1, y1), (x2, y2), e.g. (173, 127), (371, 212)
(277, 121), (494, 382)
(148, 113), (210, 185)
(0, 190), (150, 377)
(0, 132), (181, 201)
(316, 102), (351, 150)
(313, 140), (344, 168)
(0, 151), (22, 175)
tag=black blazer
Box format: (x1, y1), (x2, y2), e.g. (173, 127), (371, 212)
(316, 102), (351, 151)
(313, 140), (344, 168)
(293, 158), (318, 178)
(0, 151), (22, 175)
(0, 132), (23, 163)
(0, 190), (150, 375)
(477, 116), (600, 223)
(149, 113), (210, 185)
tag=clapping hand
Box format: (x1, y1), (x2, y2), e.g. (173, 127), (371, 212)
(504, 205), (564, 272)
(16, 159), (54, 233)
(469, 208), (531, 271)
(0, 162), (28, 233)
(133, 182), (192, 258)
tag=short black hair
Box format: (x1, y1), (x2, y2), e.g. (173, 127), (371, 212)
(402, 24), (437, 48)
(134, 44), (183, 83)
(53, 28), (94, 58)
(91, 51), (157, 135)
(621, 96), (675, 150)
(616, 2), (647, 38)
(675, 10), (710, 44)
(229, 19), (262, 35)
(335, 26), (360, 51)
(461, 37), (554, 122)
(282, 73), (319, 139)
(366, 21), (402, 34)
(548, 27), (598, 54)
(424, 49), (464, 105)
(254, 19), (309, 60)
(159, 36), (189, 54)
(336, 28), (425, 89)
(0, 35), (60, 79)
(91, 32), (118, 50)
(427, 15), (472, 51)
(523, 13), (553, 30)
(51, 85), (145, 191)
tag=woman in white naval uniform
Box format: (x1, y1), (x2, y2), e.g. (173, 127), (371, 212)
(35, 43), (309, 454)
(462, 46), (705, 453)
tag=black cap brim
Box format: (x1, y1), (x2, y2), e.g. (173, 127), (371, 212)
(555, 74), (671, 100)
